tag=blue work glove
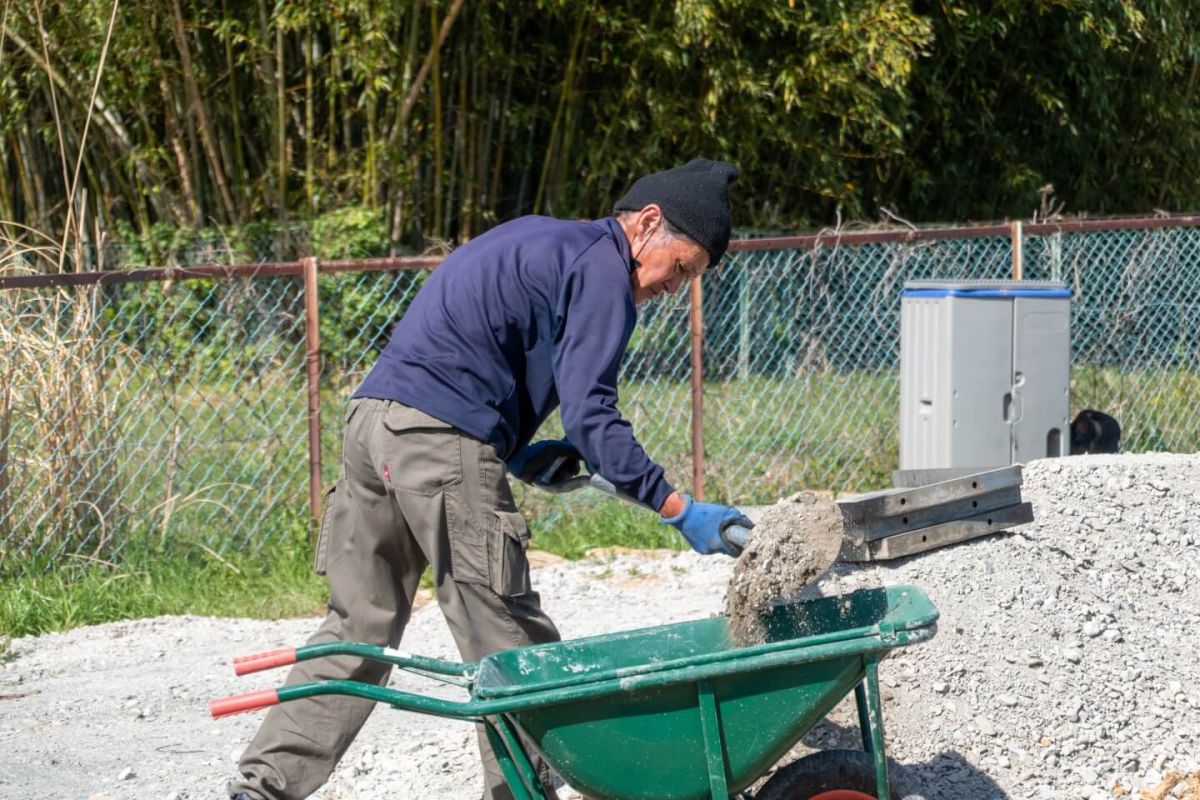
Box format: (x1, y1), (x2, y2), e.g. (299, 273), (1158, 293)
(506, 439), (584, 491)
(661, 494), (753, 556)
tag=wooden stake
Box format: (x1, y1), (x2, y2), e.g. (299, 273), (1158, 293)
(690, 277), (705, 500)
(303, 257), (322, 531)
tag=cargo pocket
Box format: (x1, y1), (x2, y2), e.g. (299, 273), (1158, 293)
(313, 484), (337, 576)
(490, 510), (532, 597)
(445, 489), (489, 586)
(380, 404), (462, 495)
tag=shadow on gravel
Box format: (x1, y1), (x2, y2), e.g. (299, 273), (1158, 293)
(791, 717), (1011, 800)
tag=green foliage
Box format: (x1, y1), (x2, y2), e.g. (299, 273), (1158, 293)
(101, 207), (421, 374)
(528, 501), (684, 561)
(310, 207), (391, 260)
(318, 269), (427, 374)
(1, 494), (685, 637)
(0, 515), (327, 638)
(891, 0), (1200, 219)
(4, 1), (1197, 243)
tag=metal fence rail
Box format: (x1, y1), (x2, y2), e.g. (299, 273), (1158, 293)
(2, 216), (1199, 565)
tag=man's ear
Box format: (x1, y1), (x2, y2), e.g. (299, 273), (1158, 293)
(637, 204), (663, 237)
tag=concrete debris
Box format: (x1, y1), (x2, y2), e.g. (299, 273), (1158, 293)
(724, 490), (845, 644)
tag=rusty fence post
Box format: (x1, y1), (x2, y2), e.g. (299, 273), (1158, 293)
(690, 276), (705, 500)
(302, 256), (323, 533)
(1011, 221), (1024, 280)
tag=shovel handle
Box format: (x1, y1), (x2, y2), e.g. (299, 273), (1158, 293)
(720, 518), (754, 557)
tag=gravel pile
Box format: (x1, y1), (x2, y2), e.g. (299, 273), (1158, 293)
(825, 452), (1200, 800)
(2, 452), (1198, 800)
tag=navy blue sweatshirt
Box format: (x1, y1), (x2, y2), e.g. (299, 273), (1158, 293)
(354, 215), (674, 511)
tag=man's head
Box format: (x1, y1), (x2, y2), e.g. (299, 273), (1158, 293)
(617, 205), (709, 304)
(613, 159), (739, 305)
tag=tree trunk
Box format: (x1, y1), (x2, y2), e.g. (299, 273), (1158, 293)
(385, 0), (465, 151)
(220, 0), (249, 191)
(169, 0), (238, 224)
(23, 126), (49, 230)
(305, 21), (315, 213)
(328, 20), (339, 170)
(534, 10), (587, 215)
(276, 19), (288, 222)
(365, 93), (378, 210)
(11, 133), (37, 224)
(431, 2), (444, 239)
(449, 45), (468, 240)
(488, 20), (519, 221)
(161, 75), (201, 225)
(388, 4), (422, 251)
(554, 32), (590, 212)
(256, 0), (284, 221)
(0, 138), (13, 222)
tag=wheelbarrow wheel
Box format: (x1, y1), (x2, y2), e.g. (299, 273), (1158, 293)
(754, 749), (926, 800)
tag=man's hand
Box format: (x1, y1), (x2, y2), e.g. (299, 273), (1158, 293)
(507, 439), (584, 490)
(660, 494), (752, 556)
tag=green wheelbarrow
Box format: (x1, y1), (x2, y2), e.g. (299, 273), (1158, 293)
(211, 584), (937, 800)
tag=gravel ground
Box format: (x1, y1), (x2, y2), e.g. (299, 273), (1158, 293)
(3, 452), (1199, 800)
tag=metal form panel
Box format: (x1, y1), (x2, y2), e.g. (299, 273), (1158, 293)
(863, 503), (1034, 561)
(839, 465), (1024, 528)
(837, 465), (1031, 561)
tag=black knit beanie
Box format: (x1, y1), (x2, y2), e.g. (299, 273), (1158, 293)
(613, 159), (739, 266)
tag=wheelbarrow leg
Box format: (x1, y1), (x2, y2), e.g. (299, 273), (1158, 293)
(484, 715), (549, 800)
(852, 658), (892, 800)
(696, 679), (731, 799)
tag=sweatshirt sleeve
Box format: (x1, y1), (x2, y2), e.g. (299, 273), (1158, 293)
(552, 239), (676, 511)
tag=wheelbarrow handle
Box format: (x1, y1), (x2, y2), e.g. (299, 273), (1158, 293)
(228, 643), (476, 678)
(210, 688), (280, 718)
(210, 679), (498, 720)
(233, 648), (297, 676)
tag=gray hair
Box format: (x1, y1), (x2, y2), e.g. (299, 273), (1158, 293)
(616, 210), (695, 247)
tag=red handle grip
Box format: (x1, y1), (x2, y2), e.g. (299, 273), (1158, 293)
(232, 648), (297, 676)
(209, 689), (280, 718)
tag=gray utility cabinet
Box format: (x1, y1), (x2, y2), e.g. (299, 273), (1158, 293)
(899, 280), (1071, 471)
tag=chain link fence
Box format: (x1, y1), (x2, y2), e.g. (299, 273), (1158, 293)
(0, 274), (311, 565)
(2, 218), (1199, 566)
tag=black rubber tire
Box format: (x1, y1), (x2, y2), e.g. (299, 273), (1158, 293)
(753, 749), (927, 800)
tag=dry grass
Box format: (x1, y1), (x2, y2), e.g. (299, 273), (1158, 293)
(0, 0), (124, 560)
(0, 233), (124, 558)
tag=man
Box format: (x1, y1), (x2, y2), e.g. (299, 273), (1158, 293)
(230, 159), (750, 800)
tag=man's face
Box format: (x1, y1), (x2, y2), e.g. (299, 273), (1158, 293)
(629, 232), (709, 305)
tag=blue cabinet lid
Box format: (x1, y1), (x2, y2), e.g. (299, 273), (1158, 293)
(901, 279), (1070, 299)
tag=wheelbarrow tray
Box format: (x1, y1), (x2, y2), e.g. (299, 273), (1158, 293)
(213, 585), (937, 800)
(475, 584), (935, 799)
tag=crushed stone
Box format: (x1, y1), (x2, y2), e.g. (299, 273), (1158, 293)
(3, 452), (1199, 800)
(808, 453), (1200, 799)
(725, 490), (845, 644)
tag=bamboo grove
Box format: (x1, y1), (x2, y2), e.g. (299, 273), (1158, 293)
(1, 0), (1199, 257)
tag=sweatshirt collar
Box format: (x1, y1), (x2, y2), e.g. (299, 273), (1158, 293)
(598, 216), (634, 273)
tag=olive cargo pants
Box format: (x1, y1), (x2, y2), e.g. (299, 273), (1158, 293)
(231, 398), (561, 800)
